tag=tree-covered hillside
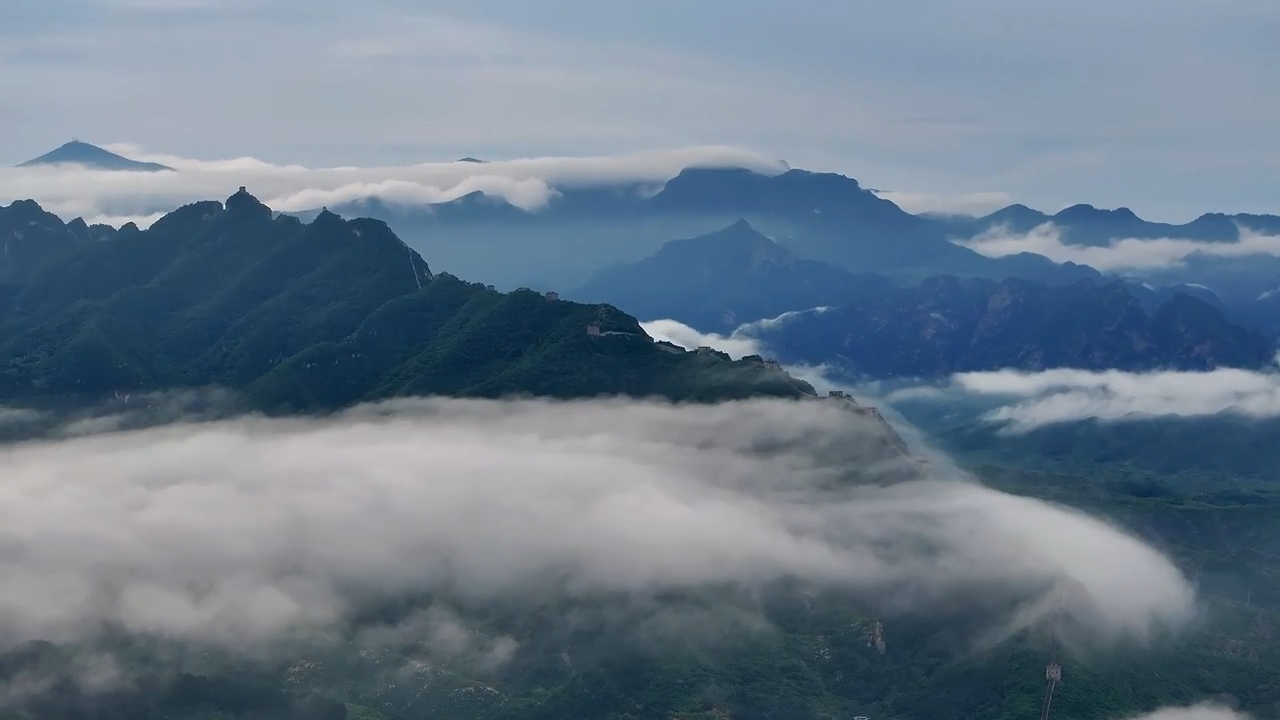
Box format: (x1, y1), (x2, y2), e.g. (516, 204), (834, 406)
(0, 193), (812, 412)
(754, 275), (1273, 378)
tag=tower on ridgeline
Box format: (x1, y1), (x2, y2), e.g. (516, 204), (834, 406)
(1039, 602), (1063, 720)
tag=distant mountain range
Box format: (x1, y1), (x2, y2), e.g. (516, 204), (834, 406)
(16, 140), (172, 172)
(0, 194), (813, 411)
(950, 202), (1280, 246)
(750, 275), (1273, 378)
(310, 167), (1109, 292)
(574, 219), (1274, 376)
(298, 165), (1279, 305)
(13, 140), (1279, 312)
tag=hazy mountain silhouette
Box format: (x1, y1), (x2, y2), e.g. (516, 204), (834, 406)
(574, 219), (895, 329)
(17, 140), (172, 172)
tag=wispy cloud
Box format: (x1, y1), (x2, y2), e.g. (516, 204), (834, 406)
(873, 189), (1013, 217)
(1, 146), (785, 227)
(640, 319), (767, 360)
(0, 396), (1193, 652)
(641, 311), (841, 393)
(957, 222), (1280, 272)
(893, 363), (1280, 431)
(641, 308), (833, 360)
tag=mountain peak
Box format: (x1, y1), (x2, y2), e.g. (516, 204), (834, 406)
(981, 203), (1049, 226)
(17, 140), (172, 172)
(225, 186), (272, 220)
(1052, 204), (1142, 223)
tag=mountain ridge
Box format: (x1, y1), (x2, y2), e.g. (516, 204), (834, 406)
(293, 162), (1280, 298)
(0, 195), (816, 411)
(569, 219), (1272, 374)
(750, 275), (1274, 378)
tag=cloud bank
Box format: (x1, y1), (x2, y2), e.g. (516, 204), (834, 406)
(0, 396), (1194, 653)
(889, 363), (1280, 431)
(957, 222), (1280, 272)
(1, 145), (787, 227)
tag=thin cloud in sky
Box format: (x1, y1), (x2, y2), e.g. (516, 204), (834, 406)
(957, 223), (1280, 271)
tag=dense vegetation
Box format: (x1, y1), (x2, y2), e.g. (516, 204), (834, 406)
(751, 275), (1272, 377)
(0, 194), (811, 413)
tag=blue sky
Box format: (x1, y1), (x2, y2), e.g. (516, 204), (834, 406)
(3, 0), (1277, 220)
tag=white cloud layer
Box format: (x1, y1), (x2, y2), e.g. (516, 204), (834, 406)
(900, 363), (1280, 431)
(0, 145), (787, 227)
(641, 312), (840, 393)
(957, 222), (1280, 272)
(640, 319), (766, 360)
(641, 309), (832, 360)
(0, 397), (1193, 652)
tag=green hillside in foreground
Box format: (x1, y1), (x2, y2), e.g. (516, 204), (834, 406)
(0, 192), (812, 411)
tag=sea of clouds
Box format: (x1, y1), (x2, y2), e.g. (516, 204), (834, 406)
(0, 396), (1195, 654)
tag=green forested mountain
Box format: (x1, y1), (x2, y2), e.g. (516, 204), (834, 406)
(0, 192), (811, 412)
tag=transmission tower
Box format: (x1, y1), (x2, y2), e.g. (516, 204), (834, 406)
(1038, 603), (1062, 720)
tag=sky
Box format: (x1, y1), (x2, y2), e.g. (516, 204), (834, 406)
(3, 0), (1277, 221)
